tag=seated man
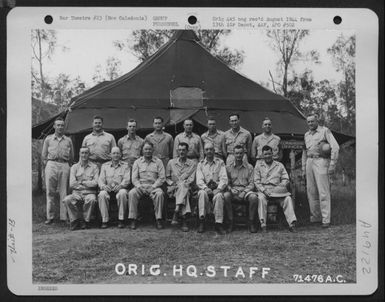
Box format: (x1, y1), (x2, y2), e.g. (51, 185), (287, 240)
(254, 145), (297, 232)
(166, 142), (197, 232)
(224, 145), (259, 233)
(196, 142), (228, 235)
(98, 147), (131, 229)
(128, 141), (166, 230)
(63, 147), (99, 230)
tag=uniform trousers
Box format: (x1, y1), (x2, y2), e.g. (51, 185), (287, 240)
(169, 183), (191, 215)
(257, 192), (296, 227)
(63, 191), (96, 223)
(197, 190), (225, 223)
(128, 187), (164, 220)
(98, 189), (129, 222)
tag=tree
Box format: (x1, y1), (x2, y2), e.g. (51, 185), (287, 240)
(92, 56), (123, 84)
(266, 29), (319, 97)
(113, 30), (244, 69)
(327, 34), (355, 135)
(51, 74), (86, 110)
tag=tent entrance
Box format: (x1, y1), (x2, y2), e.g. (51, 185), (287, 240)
(169, 87), (204, 125)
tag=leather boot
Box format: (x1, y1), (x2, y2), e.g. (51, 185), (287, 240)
(171, 211), (179, 225)
(215, 223), (226, 235)
(197, 218), (205, 233)
(249, 220), (257, 233)
(226, 220), (233, 233)
(181, 217), (189, 232)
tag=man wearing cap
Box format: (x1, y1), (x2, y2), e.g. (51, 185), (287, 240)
(196, 142), (228, 235)
(63, 147), (99, 230)
(128, 141), (166, 230)
(301, 113), (339, 228)
(98, 147), (131, 229)
(254, 145), (297, 232)
(224, 113), (252, 166)
(166, 142), (197, 232)
(201, 117), (227, 161)
(118, 119), (144, 168)
(173, 119), (204, 163)
(251, 117), (282, 163)
(144, 116), (173, 169)
(42, 117), (74, 224)
(82, 115), (116, 169)
(224, 145), (259, 233)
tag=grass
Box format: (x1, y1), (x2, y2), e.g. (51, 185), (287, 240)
(32, 177), (356, 284)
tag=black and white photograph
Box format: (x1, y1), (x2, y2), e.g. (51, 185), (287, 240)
(6, 7), (379, 295)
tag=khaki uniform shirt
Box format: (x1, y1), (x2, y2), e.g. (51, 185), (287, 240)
(132, 156), (165, 188)
(173, 132), (204, 160)
(201, 130), (226, 159)
(145, 131), (173, 161)
(254, 160), (289, 193)
(226, 162), (255, 192)
(118, 134), (144, 166)
(42, 134), (74, 163)
(301, 125), (340, 170)
(82, 131), (116, 162)
(98, 161), (131, 189)
(166, 157), (197, 187)
(251, 133), (281, 160)
(69, 161), (99, 194)
(224, 127), (252, 157)
(196, 158), (228, 191)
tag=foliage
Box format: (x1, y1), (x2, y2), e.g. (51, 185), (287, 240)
(92, 56), (123, 84)
(114, 30), (244, 69)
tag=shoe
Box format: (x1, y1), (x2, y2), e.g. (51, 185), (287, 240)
(118, 221), (125, 229)
(45, 219), (54, 225)
(322, 223), (330, 228)
(101, 222), (108, 229)
(130, 220), (137, 230)
(171, 212), (179, 225)
(289, 221), (297, 232)
(197, 219), (205, 233)
(156, 219), (164, 230)
(181, 219), (189, 232)
(226, 220), (233, 233)
(79, 220), (88, 230)
(260, 226), (267, 233)
(249, 221), (257, 233)
(215, 223), (226, 235)
(70, 220), (80, 231)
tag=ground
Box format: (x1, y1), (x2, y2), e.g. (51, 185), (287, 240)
(33, 220), (356, 284)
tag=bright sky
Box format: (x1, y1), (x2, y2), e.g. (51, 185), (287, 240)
(40, 29), (354, 88)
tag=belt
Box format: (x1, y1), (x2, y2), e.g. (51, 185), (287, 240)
(307, 154), (320, 158)
(49, 159), (68, 163)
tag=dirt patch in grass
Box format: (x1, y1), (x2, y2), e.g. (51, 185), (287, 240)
(33, 222), (356, 284)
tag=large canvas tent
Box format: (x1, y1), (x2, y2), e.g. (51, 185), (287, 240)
(32, 30), (352, 144)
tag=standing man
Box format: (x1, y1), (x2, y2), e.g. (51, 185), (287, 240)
(42, 117), (74, 224)
(166, 142), (197, 232)
(118, 119), (144, 167)
(254, 145), (297, 232)
(251, 117), (282, 163)
(144, 116), (173, 169)
(196, 142), (228, 235)
(63, 147), (99, 230)
(128, 142), (166, 230)
(224, 145), (259, 233)
(201, 117), (227, 161)
(302, 113), (339, 228)
(82, 115), (116, 169)
(224, 113), (252, 166)
(173, 119), (204, 163)
(98, 147), (131, 229)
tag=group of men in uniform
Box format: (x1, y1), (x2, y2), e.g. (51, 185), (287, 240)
(41, 112), (339, 234)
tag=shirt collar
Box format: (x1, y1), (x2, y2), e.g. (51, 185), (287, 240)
(53, 134), (65, 140)
(140, 156), (155, 163)
(231, 160), (247, 169)
(177, 157), (191, 166)
(110, 160), (122, 167)
(79, 161), (90, 168)
(125, 134), (138, 140)
(183, 132), (194, 138)
(92, 130), (104, 136)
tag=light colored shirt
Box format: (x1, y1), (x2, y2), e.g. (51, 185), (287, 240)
(226, 162), (254, 192)
(196, 157), (228, 191)
(98, 161), (131, 189)
(42, 134), (74, 163)
(166, 157), (197, 187)
(224, 127), (252, 157)
(132, 156), (165, 188)
(69, 161), (99, 194)
(117, 134), (144, 166)
(201, 130), (226, 158)
(251, 133), (281, 160)
(145, 131), (173, 160)
(301, 125), (340, 170)
(82, 131), (116, 162)
(173, 132), (204, 160)
(254, 160), (289, 193)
